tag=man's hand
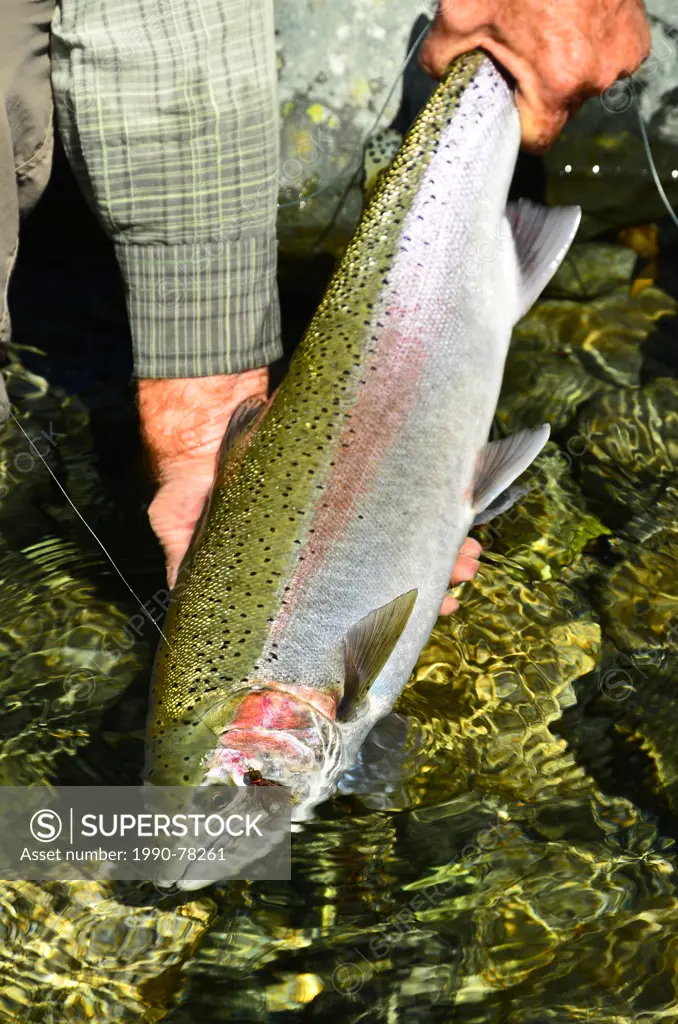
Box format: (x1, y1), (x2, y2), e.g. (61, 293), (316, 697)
(138, 369), (269, 588)
(420, 0), (651, 151)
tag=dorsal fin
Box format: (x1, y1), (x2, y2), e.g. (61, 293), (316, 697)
(337, 590), (418, 721)
(507, 199), (581, 318)
(217, 395), (267, 470)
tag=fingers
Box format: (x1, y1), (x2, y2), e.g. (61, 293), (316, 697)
(420, 28), (565, 150)
(450, 537), (482, 585)
(421, 26), (571, 152)
(515, 93), (569, 154)
(439, 536), (483, 616)
(419, 26), (475, 79)
(459, 536), (483, 559)
(420, 0), (492, 74)
(137, 369), (269, 476)
(440, 594), (460, 616)
(138, 370), (269, 587)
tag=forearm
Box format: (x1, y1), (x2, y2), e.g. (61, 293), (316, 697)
(51, 0), (282, 378)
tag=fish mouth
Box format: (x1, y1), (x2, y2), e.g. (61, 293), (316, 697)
(206, 726), (341, 797)
(151, 778), (292, 892)
(206, 724), (325, 784)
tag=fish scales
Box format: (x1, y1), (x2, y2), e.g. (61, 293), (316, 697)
(146, 49), (579, 842)
(148, 53), (486, 774)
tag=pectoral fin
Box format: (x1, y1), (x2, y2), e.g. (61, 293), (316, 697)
(179, 396), (268, 571)
(507, 199), (581, 319)
(472, 484), (530, 527)
(338, 589), (418, 721)
(472, 425), (549, 527)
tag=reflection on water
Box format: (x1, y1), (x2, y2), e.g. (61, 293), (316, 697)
(1, 240), (678, 1021)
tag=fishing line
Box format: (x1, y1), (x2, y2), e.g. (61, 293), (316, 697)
(9, 410), (172, 649)
(636, 98), (678, 232)
(278, 18), (432, 255)
(279, 12), (678, 246)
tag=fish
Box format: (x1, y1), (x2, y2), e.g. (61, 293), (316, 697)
(145, 51), (580, 885)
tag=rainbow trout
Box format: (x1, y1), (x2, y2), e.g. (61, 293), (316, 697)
(146, 52), (580, 858)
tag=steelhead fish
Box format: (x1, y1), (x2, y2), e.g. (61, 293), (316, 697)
(146, 52), (580, 865)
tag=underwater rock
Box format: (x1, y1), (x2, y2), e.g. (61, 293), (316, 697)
(497, 296), (610, 433)
(594, 495), (678, 677)
(0, 881), (216, 1022)
(565, 283), (674, 390)
(454, 829), (677, 1021)
(497, 251), (676, 435)
(0, 358), (66, 546)
(611, 669), (678, 817)
(398, 555), (601, 811)
(0, 537), (142, 785)
(550, 243), (638, 297)
(0, 358), (144, 785)
(0, 352), (116, 547)
(577, 377), (678, 527)
(570, 494), (678, 815)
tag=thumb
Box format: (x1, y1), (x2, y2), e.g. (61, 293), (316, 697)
(147, 468), (214, 588)
(420, 28), (481, 78)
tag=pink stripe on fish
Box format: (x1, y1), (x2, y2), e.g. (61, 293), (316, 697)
(269, 310), (427, 638)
